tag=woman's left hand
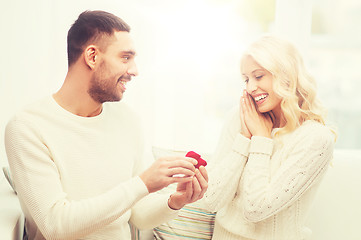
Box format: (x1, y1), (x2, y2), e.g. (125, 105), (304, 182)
(241, 90), (273, 138)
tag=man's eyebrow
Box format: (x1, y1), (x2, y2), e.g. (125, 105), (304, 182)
(121, 51), (136, 55)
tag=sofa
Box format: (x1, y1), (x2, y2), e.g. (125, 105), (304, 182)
(1, 148), (360, 240)
(0, 167), (23, 240)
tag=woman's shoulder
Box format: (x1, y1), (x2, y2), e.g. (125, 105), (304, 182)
(300, 120), (333, 134)
(295, 120), (335, 145)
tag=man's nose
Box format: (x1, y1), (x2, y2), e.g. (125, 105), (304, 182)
(128, 61), (138, 77)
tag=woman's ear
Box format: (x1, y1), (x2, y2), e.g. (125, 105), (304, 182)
(84, 45), (98, 70)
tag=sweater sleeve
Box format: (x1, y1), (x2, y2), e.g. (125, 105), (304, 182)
(130, 192), (179, 230)
(129, 134), (179, 230)
(203, 107), (251, 212)
(242, 124), (335, 222)
(5, 116), (149, 240)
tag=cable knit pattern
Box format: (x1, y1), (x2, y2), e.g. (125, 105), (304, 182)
(5, 96), (178, 240)
(204, 106), (335, 240)
(203, 110), (250, 212)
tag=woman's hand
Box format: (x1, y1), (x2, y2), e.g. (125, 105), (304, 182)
(241, 90), (273, 138)
(240, 97), (252, 139)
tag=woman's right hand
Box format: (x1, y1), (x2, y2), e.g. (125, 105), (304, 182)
(241, 90), (273, 138)
(240, 96), (252, 139)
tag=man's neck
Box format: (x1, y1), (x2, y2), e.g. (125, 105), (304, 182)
(53, 71), (103, 117)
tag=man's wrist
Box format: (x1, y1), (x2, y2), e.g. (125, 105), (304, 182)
(168, 195), (184, 210)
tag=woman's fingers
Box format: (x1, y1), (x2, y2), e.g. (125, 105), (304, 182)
(247, 91), (258, 113)
(243, 90), (251, 112)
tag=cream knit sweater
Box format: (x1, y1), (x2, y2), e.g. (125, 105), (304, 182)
(5, 96), (178, 240)
(204, 107), (335, 240)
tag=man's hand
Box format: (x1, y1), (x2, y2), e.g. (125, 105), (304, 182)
(140, 156), (197, 193)
(168, 166), (208, 210)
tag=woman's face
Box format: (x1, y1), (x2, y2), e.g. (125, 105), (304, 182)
(241, 55), (282, 114)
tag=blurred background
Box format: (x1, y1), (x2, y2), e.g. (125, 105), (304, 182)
(1, 0), (360, 167)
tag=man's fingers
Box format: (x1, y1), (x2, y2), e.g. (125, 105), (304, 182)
(195, 167), (208, 200)
(165, 156), (197, 165)
(170, 176), (193, 184)
(169, 167), (195, 177)
(198, 166), (208, 182)
(167, 158), (197, 170)
(190, 177), (201, 202)
(186, 181), (193, 200)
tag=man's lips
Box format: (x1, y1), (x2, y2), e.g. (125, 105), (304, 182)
(118, 76), (131, 91)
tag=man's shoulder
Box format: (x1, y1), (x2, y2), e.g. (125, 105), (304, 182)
(9, 96), (53, 122)
(6, 96), (53, 135)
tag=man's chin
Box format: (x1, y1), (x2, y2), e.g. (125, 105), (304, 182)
(96, 94), (123, 103)
(111, 93), (123, 102)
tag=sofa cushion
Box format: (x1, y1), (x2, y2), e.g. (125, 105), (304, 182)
(2, 167), (16, 194)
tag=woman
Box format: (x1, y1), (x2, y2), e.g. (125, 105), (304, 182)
(204, 35), (336, 240)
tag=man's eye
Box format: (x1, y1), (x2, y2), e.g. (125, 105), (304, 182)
(122, 55), (131, 60)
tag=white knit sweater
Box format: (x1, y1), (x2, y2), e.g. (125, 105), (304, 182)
(5, 96), (178, 240)
(204, 107), (335, 240)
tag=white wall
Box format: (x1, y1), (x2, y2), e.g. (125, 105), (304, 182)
(1, 0), (360, 167)
(0, 0), (249, 167)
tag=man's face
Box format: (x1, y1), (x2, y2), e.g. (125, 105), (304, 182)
(88, 31), (138, 103)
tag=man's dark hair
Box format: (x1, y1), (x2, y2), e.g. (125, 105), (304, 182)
(67, 10), (130, 67)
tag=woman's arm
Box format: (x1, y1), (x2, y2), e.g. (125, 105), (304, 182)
(242, 123), (334, 222)
(203, 107), (251, 212)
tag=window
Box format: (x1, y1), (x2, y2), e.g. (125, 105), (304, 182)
(309, 0), (361, 149)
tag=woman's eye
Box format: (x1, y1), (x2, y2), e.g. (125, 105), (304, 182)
(244, 78), (249, 83)
(256, 75), (263, 79)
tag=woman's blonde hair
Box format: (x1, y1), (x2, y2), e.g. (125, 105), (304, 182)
(242, 35), (327, 136)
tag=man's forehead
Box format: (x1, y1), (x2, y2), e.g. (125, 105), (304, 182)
(110, 31), (136, 52)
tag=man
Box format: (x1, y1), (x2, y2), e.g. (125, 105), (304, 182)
(5, 10), (208, 240)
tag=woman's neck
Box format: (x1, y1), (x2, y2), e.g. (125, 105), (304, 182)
(271, 106), (286, 128)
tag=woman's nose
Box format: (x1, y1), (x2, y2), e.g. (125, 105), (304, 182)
(247, 79), (258, 93)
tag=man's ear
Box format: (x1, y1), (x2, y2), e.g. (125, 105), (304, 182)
(84, 45), (98, 70)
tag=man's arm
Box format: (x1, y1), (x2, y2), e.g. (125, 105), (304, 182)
(5, 116), (198, 239)
(131, 165), (208, 230)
